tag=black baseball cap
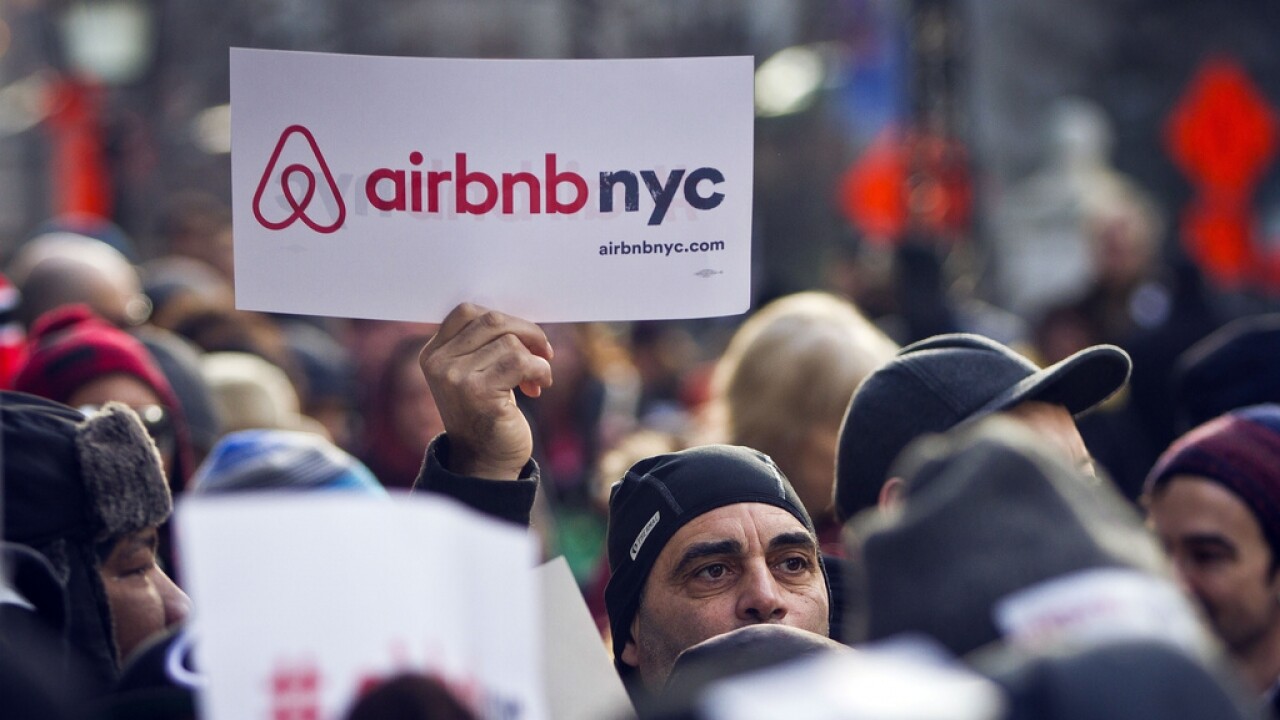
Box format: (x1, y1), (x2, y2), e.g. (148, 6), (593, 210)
(834, 334), (1131, 520)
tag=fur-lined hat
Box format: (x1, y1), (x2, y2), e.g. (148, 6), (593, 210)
(14, 304), (195, 487)
(2, 391), (172, 687)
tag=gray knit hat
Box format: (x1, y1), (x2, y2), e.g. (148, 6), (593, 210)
(835, 334), (1130, 520)
(852, 416), (1182, 658)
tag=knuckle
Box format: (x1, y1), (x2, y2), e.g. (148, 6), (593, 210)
(440, 304), (474, 330)
(496, 333), (524, 353)
(478, 310), (505, 329)
(493, 353), (521, 377)
(443, 365), (466, 388)
(494, 351), (524, 379)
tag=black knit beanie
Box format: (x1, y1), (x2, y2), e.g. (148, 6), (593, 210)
(603, 445), (818, 678)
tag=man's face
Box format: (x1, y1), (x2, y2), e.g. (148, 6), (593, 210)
(1146, 475), (1280, 658)
(1002, 401), (1095, 477)
(882, 400), (1096, 511)
(98, 527), (191, 663)
(620, 503), (829, 688)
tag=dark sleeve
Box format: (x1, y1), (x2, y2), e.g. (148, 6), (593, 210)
(412, 433), (538, 527)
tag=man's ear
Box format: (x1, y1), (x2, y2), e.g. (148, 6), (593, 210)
(878, 476), (904, 512)
(619, 614), (641, 667)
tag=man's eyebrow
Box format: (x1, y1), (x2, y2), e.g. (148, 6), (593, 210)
(670, 539), (743, 579)
(122, 529), (159, 553)
(1183, 534), (1237, 553)
(768, 531), (818, 554)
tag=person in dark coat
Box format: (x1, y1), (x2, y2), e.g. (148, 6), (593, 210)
(2, 392), (190, 693)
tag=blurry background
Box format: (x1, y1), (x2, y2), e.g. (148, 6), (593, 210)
(4, 0), (1279, 311)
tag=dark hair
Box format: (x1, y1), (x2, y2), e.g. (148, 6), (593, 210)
(343, 674), (476, 720)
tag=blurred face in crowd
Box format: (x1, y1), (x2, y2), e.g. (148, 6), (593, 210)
(71, 378), (189, 661)
(67, 373), (162, 410)
(98, 526), (191, 663)
(881, 401), (1096, 512)
(620, 503), (829, 687)
(1147, 476), (1280, 665)
(1002, 401), (1095, 478)
(1089, 209), (1156, 289)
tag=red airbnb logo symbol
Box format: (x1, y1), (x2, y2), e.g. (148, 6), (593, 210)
(253, 125), (346, 233)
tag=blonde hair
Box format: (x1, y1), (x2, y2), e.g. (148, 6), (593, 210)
(708, 292), (898, 512)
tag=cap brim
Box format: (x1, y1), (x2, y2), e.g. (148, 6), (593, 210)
(976, 344), (1131, 419)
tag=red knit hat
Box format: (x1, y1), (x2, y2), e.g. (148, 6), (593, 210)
(1145, 405), (1280, 560)
(14, 304), (194, 486)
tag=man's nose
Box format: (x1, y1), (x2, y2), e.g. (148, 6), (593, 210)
(736, 563), (787, 623)
(157, 569), (193, 627)
(1162, 551), (1197, 595)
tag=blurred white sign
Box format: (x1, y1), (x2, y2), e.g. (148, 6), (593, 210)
(536, 557), (631, 720)
(230, 48), (754, 323)
(177, 493), (543, 720)
(993, 567), (1211, 655)
(702, 646), (1005, 720)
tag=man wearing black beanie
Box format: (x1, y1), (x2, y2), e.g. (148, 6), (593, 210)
(413, 305), (830, 691)
(604, 445), (829, 688)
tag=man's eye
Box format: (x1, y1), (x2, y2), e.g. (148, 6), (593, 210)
(777, 556), (810, 573)
(1189, 549), (1231, 567)
(123, 560), (156, 578)
(695, 563), (730, 581)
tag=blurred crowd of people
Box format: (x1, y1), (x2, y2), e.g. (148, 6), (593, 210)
(5, 173), (1280, 720)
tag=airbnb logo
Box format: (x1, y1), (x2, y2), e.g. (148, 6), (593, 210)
(253, 125), (346, 233)
(252, 123), (728, 232)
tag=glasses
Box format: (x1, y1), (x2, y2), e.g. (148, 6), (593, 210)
(79, 404), (176, 457)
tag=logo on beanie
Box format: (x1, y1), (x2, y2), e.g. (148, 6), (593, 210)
(630, 511), (661, 560)
(253, 125), (346, 234)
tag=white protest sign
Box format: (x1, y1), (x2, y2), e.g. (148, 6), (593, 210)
(535, 557), (631, 720)
(177, 493), (543, 720)
(701, 647), (1005, 720)
(231, 48), (754, 323)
